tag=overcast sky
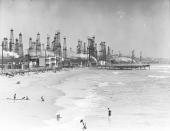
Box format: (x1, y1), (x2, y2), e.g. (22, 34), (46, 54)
(0, 0), (169, 58)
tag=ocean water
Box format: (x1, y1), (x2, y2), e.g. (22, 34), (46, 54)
(85, 65), (170, 131)
(35, 64), (170, 131)
(71, 65), (170, 130)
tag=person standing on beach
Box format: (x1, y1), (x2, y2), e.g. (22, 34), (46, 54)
(13, 93), (16, 102)
(108, 108), (111, 121)
(80, 119), (87, 131)
(56, 114), (62, 121)
(41, 96), (45, 102)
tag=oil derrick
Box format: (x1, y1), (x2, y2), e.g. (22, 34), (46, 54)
(3, 37), (8, 51)
(88, 36), (96, 58)
(99, 42), (106, 61)
(53, 32), (61, 57)
(94, 43), (98, 59)
(107, 46), (111, 56)
(36, 32), (41, 52)
(9, 29), (14, 52)
(18, 33), (23, 56)
(29, 37), (32, 49)
(63, 36), (67, 59)
(52, 33), (57, 51)
(83, 42), (87, 54)
(56, 32), (61, 57)
(77, 39), (82, 54)
(46, 35), (50, 50)
(112, 50), (114, 55)
(15, 38), (19, 54)
(118, 51), (121, 57)
(140, 51), (142, 62)
(107, 46), (111, 61)
(92, 36), (97, 58)
(131, 50), (135, 63)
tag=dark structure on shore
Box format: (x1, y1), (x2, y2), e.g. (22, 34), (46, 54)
(0, 29), (151, 70)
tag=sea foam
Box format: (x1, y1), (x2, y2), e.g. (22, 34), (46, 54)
(148, 75), (170, 79)
(98, 82), (109, 87)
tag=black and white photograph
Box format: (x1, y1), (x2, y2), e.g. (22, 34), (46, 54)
(0, 0), (169, 130)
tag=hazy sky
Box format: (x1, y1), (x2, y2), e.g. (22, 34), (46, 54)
(0, 0), (169, 58)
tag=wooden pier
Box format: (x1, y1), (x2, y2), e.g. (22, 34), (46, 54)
(97, 64), (150, 70)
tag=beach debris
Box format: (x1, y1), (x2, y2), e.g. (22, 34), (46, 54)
(80, 119), (87, 130)
(56, 114), (62, 121)
(41, 96), (45, 102)
(16, 81), (20, 84)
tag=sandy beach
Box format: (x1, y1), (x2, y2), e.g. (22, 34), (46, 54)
(1, 67), (170, 131)
(0, 69), (70, 131)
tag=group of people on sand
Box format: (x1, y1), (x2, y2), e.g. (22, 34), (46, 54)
(12, 93), (112, 131)
(13, 93), (45, 102)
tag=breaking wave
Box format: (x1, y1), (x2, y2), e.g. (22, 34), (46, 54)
(112, 71), (120, 75)
(97, 82), (109, 87)
(148, 75), (170, 79)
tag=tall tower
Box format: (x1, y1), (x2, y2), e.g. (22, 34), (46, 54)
(15, 38), (19, 54)
(29, 37), (32, 49)
(131, 50), (135, 63)
(118, 51), (121, 57)
(112, 50), (114, 55)
(9, 29), (14, 52)
(140, 51), (142, 62)
(99, 42), (106, 61)
(36, 32), (40, 43)
(63, 36), (67, 59)
(77, 39), (82, 54)
(46, 35), (50, 50)
(88, 37), (96, 58)
(107, 46), (111, 56)
(18, 33), (23, 56)
(36, 32), (41, 52)
(3, 37), (8, 51)
(55, 31), (61, 57)
(83, 42), (86, 54)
